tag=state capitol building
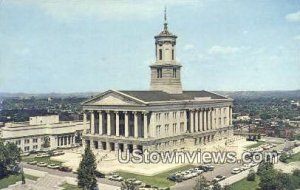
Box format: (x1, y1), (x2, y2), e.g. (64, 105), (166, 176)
(82, 11), (233, 154)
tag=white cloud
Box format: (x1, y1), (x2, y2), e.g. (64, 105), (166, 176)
(207, 46), (240, 55)
(183, 44), (194, 51)
(294, 35), (300, 40)
(286, 11), (300, 22)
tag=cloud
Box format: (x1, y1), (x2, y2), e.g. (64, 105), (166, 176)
(183, 44), (195, 51)
(8, 0), (203, 22)
(286, 11), (300, 22)
(207, 46), (240, 55)
(294, 35), (300, 41)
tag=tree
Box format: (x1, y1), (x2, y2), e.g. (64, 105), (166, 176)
(223, 185), (231, 190)
(212, 181), (222, 190)
(77, 147), (97, 190)
(0, 141), (21, 178)
(247, 169), (255, 181)
(121, 180), (139, 190)
(292, 169), (300, 177)
(279, 152), (288, 163)
(259, 168), (279, 190)
(193, 176), (209, 190)
(257, 160), (273, 175)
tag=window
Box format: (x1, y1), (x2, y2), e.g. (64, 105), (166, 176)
(25, 139), (30, 144)
(33, 138), (38, 143)
(157, 68), (162, 78)
(164, 113), (169, 120)
(24, 146), (30, 152)
(172, 49), (174, 60)
(159, 49), (162, 60)
(16, 140), (21, 145)
(156, 125), (161, 137)
(165, 124), (169, 135)
(173, 112), (177, 119)
(180, 122), (184, 132)
(173, 123), (177, 134)
(33, 145), (38, 150)
(173, 68), (177, 78)
(219, 118), (222, 126)
(156, 113), (161, 121)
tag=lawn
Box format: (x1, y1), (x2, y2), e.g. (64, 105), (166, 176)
(286, 152), (300, 163)
(0, 174), (39, 189)
(118, 165), (195, 188)
(246, 141), (266, 149)
(22, 156), (62, 165)
(60, 182), (82, 190)
(231, 175), (260, 190)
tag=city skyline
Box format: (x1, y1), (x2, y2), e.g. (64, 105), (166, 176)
(0, 0), (300, 93)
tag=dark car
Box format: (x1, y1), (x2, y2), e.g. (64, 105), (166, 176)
(58, 166), (72, 172)
(167, 175), (183, 182)
(199, 164), (214, 171)
(95, 171), (105, 178)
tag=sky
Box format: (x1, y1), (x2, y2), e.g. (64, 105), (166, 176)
(0, 0), (299, 93)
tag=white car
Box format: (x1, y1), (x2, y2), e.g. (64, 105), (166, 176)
(27, 160), (37, 165)
(37, 162), (47, 167)
(108, 174), (124, 182)
(213, 175), (226, 182)
(47, 164), (60, 169)
(193, 168), (204, 175)
(181, 171), (194, 180)
(231, 168), (241, 174)
(241, 164), (250, 170)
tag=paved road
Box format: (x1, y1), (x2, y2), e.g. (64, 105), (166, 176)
(171, 163), (241, 190)
(23, 163), (122, 187)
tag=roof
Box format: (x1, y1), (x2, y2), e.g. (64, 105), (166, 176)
(119, 90), (229, 102)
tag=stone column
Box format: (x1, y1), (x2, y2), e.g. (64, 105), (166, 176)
(90, 111), (95, 134)
(190, 110), (194, 133)
(212, 108), (215, 130)
(115, 111), (120, 137)
(57, 137), (60, 146)
(203, 109), (207, 131)
(134, 112), (138, 138)
(143, 112), (148, 138)
(83, 112), (87, 134)
(195, 110), (199, 132)
(124, 111), (129, 137)
(98, 141), (103, 150)
(199, 109), (203, 132)
(208, 109), (212, 130)
(106, 111), (111, 136)
(98, 111), (103, 135)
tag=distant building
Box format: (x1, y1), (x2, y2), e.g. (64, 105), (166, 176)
(0, 115), (87, 152)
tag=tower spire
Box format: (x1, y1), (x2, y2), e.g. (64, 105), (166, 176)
(164, 6), (168, 31)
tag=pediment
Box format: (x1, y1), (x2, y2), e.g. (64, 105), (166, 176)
(82, 90), (145, 106)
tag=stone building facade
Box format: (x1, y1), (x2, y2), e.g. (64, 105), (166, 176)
(1, 115), (85, 152)
(82, 12), (233, 154)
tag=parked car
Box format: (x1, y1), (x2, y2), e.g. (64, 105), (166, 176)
(241, 164), (250, 171)
(181, 171), (194, 180)
(167, 174), (183, 182)
(127, 178), (143, 186)
(52, 150), (65, 156)
(27, 160), (37, 165)
(192, 168), (204, 175)
(231, 168), (241, 174)
(20, 152), (30, 157)
(108, 174), (124, 182)
(47, 164), (60, 169)
(200, 164), (214, 171)
(37, 162), (47, 167)
(58, 166), (72, 172)
(213, 175), (226, 182)
(36, 153), (50, 158)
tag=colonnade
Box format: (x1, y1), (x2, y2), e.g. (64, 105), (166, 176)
(189, 106), (232, 133)
(83, 111), (149, 139)
(57, 135), (75, 146)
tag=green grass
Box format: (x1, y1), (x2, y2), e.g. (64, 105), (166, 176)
(118, 165), (195, 188)
(231, 175), (260, 190)
(0, 174), (39, 189)
(286, 152), (300, 163)
(60, 182), (82, 190)
(22, 156), (62, 165)
(246, 141), (266, 149)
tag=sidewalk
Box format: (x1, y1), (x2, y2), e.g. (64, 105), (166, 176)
(3, 167), (120, 190)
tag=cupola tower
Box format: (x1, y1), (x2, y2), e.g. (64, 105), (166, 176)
(149, 8), (182, 94)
